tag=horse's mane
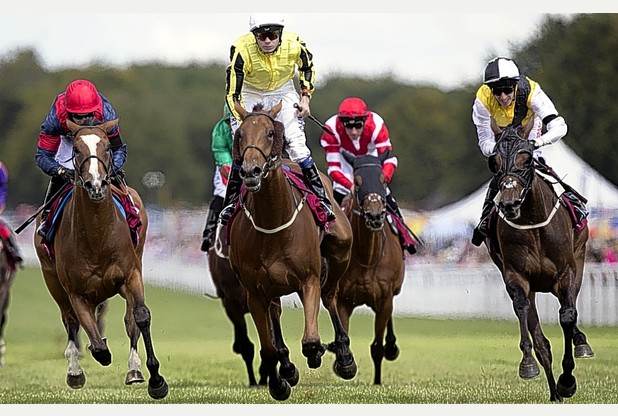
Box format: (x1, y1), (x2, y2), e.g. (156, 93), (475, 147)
(232, 103), (285, 162)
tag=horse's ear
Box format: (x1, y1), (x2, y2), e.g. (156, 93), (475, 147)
(341, 149), (355, 165)
(269, 101), (283, 119)
(234, 100), (247, 121)
(519, 116), (535, 139)
(66, 119), (80, 133)
(378, 150), (390, 164)
(100, 118), (119, 134)
(488, 154), (501, 174)
(490, 118), (502, 136)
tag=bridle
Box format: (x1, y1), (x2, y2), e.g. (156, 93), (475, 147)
(237, 113), (282, 183)
(71, 126), (114, 188)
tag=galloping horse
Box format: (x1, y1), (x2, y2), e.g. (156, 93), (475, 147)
(226, 101), (356, 401)
(0, 231), (18, 367)
(487, 125), (593, 402)
(34, 119), (168, 399)
(207, 242), (267, 387)
(333, 150), (405, 385)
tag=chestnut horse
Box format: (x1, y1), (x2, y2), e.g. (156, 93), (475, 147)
(206, 242), (267, 387)
(487, 125), (593, 402)
(334, 150), (405, 385)
(34, 119), (168, 400)
(225, 101), (356, 401)
(0, 231), (18, 367)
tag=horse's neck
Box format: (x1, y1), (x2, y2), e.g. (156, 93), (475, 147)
(249, 169), (301, 222)
(70, 188), (119, 234)
(523, 176), (557, 220)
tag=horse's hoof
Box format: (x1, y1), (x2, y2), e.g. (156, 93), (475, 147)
(307, 354), (322, 369)
(384, 344), (399, 361)
(148, 378), (169, 400)
(557, 374), (577, 398)
(91, 348), (112, 366)
(575, 343), (594, 358)
(280, 364), (299, 387)
(66, 372), (86, 389)
(125, 369), (145, 385)
(518, 359), (540, 379)
(269, 378), (291, 401)
(333, 358), (357, 380)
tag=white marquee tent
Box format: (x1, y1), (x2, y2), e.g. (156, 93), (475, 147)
(419, 141), (618, 238)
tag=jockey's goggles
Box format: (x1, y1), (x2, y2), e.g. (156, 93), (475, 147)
(491, 86), (515, 96)
(254, 28), (282, 42)
(341, 119), (365, 129)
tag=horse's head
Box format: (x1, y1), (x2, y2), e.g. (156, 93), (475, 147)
(489, 125), (536, 220)
(67, 118), (117, 202)
(232, 101), (285, 192)
(342, 149), (389, 230)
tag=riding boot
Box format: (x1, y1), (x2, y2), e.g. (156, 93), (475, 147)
(201, 195), (224, 251)
(386, 193), (416, 254)
(563, 190), (589, 225)
(37, 176), (65, 237)
(301, 163), (336, 223)
(471, 179), (499, 247)
(219, 165), (243, 227)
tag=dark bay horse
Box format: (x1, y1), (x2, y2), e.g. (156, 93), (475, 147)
(226, 101), (356, 401)
(334, 150), (405, 385)
(0, 232), (18, 367)
(487, 125), (593, 402)
(206, 242), (267, 387)
(34, 119), (168, 399)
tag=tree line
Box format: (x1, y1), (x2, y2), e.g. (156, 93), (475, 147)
(1, 14), (616, 212)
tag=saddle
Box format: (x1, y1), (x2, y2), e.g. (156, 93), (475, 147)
(40, 183), (142, 259)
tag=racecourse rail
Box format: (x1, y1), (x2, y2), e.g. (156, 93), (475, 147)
(8, 207), (618, 326)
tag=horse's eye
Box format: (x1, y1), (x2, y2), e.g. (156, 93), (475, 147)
(267, 129), (275, 139)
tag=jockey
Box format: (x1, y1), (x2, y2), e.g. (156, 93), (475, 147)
(471, 56), (588, 246)
(35, 79), (127, 238)
(0, 161), (23, 265)
(220, 13), (335, 229)
(319, 97), (416, 255)
(200, 105), (233, 252)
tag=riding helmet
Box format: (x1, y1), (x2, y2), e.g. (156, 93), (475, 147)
(483, 57), (520, 86)
(65, 80), (102, 114)
(338, 97), (369, 119)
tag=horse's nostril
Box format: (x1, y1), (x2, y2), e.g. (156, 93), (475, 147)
(251, 166), (262, 177)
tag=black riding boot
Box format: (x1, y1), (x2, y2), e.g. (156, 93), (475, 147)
(562, 190), (589, 224)
(201, 195), (224, 251)
(37, 176), (65, 237)
(302, 163), (336, 223)
(471, 179), (499, 247)
(219, 166), (243, 227)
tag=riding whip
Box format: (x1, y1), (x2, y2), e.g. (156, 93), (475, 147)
(14, 184), (68, 235)
(293, 103), (335, 137)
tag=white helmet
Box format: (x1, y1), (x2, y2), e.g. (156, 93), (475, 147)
(483, 57), (520, 85)
(249, 13), (285, 32)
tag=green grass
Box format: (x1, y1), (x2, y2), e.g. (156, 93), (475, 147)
(0, 267), (617, 405)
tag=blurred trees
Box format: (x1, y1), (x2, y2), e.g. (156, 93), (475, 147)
(0, 13), (616, 211)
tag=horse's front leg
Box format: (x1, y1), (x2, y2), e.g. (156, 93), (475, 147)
(320, 283), (357, 380)
(371, 303), (398, 385)
(269, 299), (298, 387)
(247, 292), (290, 401)
(299, 278), (326, 370)
(120, 274), (168, 400)
(556, 293), (579, 399)
(61, 308), (86, 389)
(69, 294), (111, 366)
(122, 297), (145, 385)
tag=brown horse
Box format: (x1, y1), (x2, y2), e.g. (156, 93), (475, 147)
(206, 242), (267, 387)
(34, 119), (168, 400)
(0, 230), (18, 367)
(486, 125), (593, 402)
(334, 150), (405, 385)
(225, 101), (356, 401)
